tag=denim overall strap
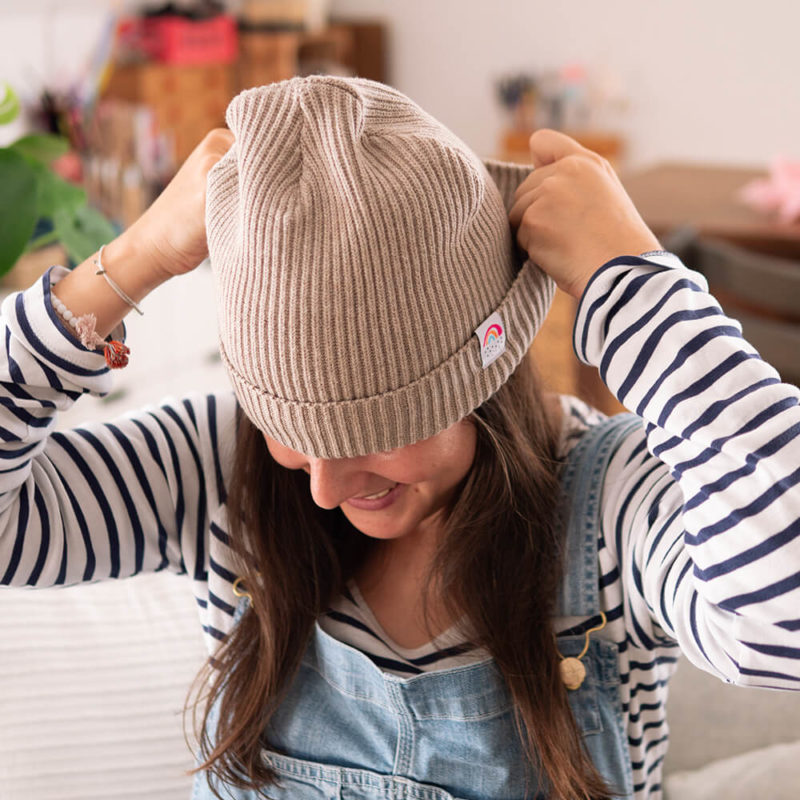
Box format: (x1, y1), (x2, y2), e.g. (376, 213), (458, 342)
(556, 412), (643, 617)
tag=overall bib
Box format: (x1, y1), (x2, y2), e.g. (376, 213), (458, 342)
(193, 414), (641, 800)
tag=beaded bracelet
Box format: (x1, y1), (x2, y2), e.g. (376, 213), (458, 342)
(51, 290), (130, 369)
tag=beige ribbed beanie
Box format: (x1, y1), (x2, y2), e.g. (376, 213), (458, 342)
(206, 75), (554, 459)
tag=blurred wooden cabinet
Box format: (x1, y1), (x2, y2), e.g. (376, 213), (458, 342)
(238, 21), (386, 89)
(102, 61), (234, 163)
(103, 21), (387, 164)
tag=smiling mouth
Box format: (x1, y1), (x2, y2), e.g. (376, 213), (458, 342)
(352, 483), (399, 500)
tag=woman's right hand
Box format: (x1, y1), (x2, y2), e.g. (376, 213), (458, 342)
(119, 128), (235, 280)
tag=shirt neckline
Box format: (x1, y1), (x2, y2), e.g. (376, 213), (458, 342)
(346, 578), (470, 658)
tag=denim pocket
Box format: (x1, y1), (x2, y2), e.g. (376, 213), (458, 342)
(261, 749), (468, 800)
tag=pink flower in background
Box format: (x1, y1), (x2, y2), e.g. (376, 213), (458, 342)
(739, 157), (800, 223)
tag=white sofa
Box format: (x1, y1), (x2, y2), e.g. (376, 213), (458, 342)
(0, 573), (207, 800)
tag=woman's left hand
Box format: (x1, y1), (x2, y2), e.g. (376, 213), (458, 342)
(508, 129), (662, 299)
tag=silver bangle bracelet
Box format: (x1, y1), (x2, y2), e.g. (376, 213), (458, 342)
(93, 244), (144, 316)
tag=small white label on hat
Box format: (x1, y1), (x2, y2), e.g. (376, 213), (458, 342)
(474, 311), (506, 369)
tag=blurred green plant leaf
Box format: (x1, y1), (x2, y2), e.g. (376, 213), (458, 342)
(53, 204), (116, 265)
(10, 133), (70, 164)
(0, 83), (116, 276)
(31, 161), (86, 219)
(0, 83), (20, 125)
(0, 149), (38, 274)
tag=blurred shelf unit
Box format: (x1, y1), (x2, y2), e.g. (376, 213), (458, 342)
(102, 21), (387, 165)
(101, 61), (233, 166)
(82, 99), (175, 229)
(93, 20), (386, 227)
(239, 21), (387, 89)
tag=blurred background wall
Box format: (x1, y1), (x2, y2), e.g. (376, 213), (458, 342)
(1, 0), (799, 168)
(332, 0), (800, 168)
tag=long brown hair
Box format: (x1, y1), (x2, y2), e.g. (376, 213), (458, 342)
(188, 353), (613, 799)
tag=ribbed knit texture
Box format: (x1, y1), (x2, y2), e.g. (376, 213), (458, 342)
(206, 75), (554, 458)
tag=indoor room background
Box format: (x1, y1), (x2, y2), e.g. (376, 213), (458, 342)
(1, 2), (799, 800)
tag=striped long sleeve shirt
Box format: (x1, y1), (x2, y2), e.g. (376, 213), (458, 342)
(1, 253), (799, 798)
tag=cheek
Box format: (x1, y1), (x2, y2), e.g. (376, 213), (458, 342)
(264, 436), (306, 470)
(440, 421), (477, 472)
(452, 441), (477, 482)
(403, 424), (477, 484)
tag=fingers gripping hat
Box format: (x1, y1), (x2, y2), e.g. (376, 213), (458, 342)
(206, 75), (554, 459)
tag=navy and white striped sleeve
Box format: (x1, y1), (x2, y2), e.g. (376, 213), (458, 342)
(577, 252), (800, 689)
(0, 265), (237, 588)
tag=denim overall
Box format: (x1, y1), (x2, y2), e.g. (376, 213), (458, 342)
(193, 414), (641, 800)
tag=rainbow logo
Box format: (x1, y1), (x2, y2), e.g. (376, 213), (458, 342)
(483, 323), (504, 348)
(475, 311), (506, 368)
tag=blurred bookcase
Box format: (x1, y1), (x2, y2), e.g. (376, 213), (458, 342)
(93, 21), (386, 228)
(102, 21), (386, 165)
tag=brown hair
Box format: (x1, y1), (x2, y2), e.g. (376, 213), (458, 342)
(188, 353), (613, 800)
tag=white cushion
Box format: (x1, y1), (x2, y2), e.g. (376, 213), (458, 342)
(664, 740), (800, 800)
(664, 657), (800, 773)
(0, 573), (208, 800)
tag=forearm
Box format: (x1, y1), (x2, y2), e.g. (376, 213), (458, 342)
(51, 229), (170, 340)
(584, 254), (800, 680)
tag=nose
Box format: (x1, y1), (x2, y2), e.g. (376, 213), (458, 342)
(305, 457), (362, 510)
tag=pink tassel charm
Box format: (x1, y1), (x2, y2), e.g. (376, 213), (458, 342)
(103, 340), (130, 369)
(51, 290), (131, 370)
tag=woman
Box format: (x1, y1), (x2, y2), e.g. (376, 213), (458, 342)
(1, 76), (798, 800)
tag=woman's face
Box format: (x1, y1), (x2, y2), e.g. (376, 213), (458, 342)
(263, 418), (477, 542)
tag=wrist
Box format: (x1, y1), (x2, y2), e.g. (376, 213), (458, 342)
(104, 228), (172, 297)
(570, 235), (663, 299)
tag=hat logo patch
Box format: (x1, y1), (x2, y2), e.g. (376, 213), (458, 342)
(474, 311), (506, 369)
(483, 323), (503, 348)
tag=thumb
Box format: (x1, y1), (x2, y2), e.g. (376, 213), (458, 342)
(527, 128), (588, 168)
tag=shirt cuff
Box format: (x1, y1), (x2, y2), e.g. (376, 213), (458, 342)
(1, 265), (128, 396)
